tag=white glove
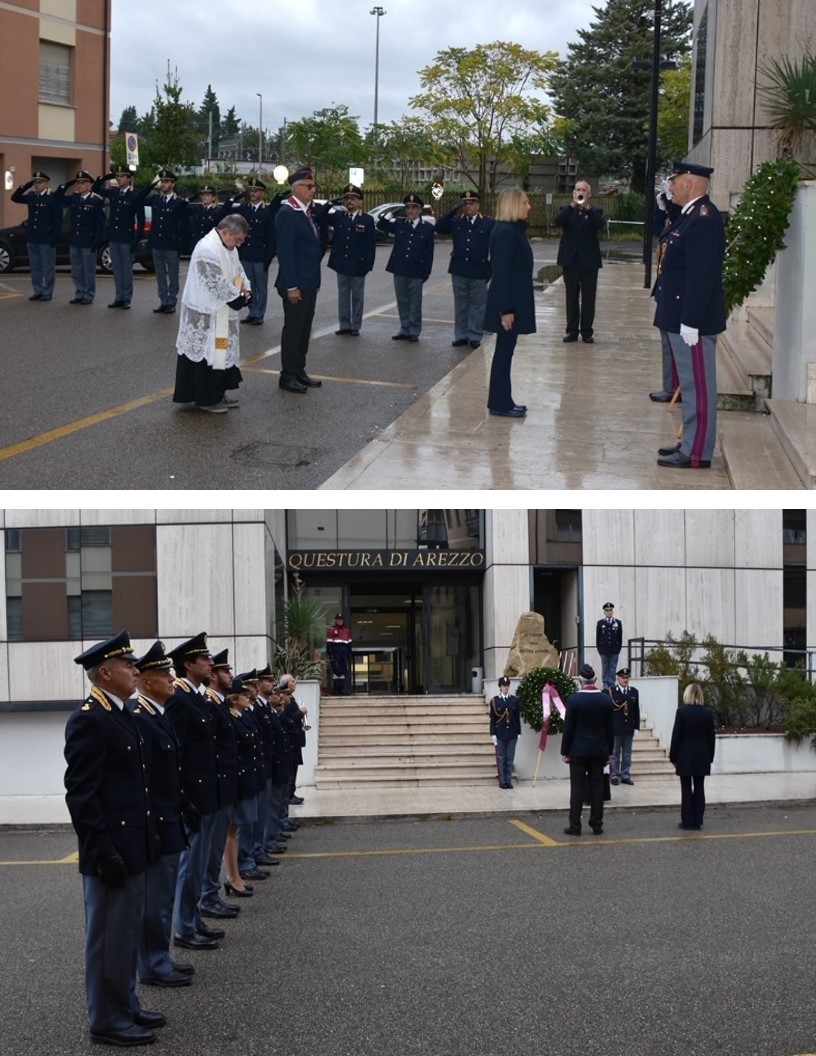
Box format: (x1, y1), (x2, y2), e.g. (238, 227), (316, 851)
(632, 729), (638, 738)
(656, 191), (667, 212)
(491, 735), (498, 746)
(680, 324), (699, 346)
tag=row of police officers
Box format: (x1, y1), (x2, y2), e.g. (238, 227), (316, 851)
(64, 630), (306, 1047)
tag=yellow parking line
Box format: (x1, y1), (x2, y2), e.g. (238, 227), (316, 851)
(242, 367), (416, 389)
(0, 389), (173, 463)
(509, 819), (560, 846)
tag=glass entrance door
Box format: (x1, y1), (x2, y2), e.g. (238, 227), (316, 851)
(422, 581), (481, 693)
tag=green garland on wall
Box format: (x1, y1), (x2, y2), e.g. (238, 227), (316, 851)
(723, 157), (801, 313)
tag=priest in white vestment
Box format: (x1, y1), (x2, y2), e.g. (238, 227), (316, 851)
(173, 213), (251, 413)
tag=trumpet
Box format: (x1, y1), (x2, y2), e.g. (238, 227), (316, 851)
(573, 191), (587, 206)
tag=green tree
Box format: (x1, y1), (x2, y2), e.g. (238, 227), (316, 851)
(549, 0), (692, 191)
(409, 41), (559, 192)
(221, 105), (240, 138)
(286, 104), (365, 182)
(197, 84), (221, 158)
(657, 56), (692, 165)
(138, 64), (202, 172)
(369, 116), (445, 191)
(115, 105), (139, 134)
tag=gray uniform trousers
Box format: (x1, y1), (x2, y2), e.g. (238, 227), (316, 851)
(28, 242), (56, 298)
(337, 273), (366, 331)
(109, 242), (135, 303)
(70, 245), (96, 301)
(83, 871), (145, 1031)
(667, 331), (718, 463)
(451, 274), (487, 342)
(393, 274), (424, 337)
(137, 852), (181, 982)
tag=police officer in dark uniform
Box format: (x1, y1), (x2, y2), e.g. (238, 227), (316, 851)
(64, 630), (165, 1048)
(596, 602), (623, 690)
(219, 177), (282, 325)
(650, 181), (683, 402)
(134, 168), (188, 313)
(378, 192), (435, 342)
(234, 669), (273, 877)
(165, 633), (224, 951)
(131, 640), (196, 988)
(489, 676), (521, 789)
(250, 664), (279, 864)
(55, 170), (105, 304)
(653, 159), (726, 469)
(609, 667), (640, 785)
(435, 189), (493, 349)
(320, 184), (376, 336)
(10, 170), (62, 300)
(186, 185), (222, 249)
(93, 165), (145, 309)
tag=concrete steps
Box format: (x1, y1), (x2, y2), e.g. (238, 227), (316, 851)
(717, 307), (773, 411)
(718, 410), (805, 489)
(766, 399), (816, 489)
(629, 719), (675, 778)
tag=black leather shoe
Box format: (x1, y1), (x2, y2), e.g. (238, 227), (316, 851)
(90, 1025), (156, 1046)
(392, 333), (409, 340)
(170, 961), (195, 975)
(336, 328), (352, 335)
(133, 1011), (166, 1029)
(121, 302), (131, 310)
(224, 880), (253, 897)
(657, 442), (681, 456)
(650, 391), (674, 403)
(408, 336), (419, 342)
(451, 338), (469, 347)
(590, 825), (604, 835)
(279, 377), (308, 393)
(200, 903), (238, 919)
(297, 373), (322, 387)
(562, 333), (578, 342)
(240, 868), (270, 880)
(197, 922), (225, 939)
(512, 404), (528, 413)
(290, 794), (305, 804)
(267, 844), (287, 854)
(28, 294), (43, 301)
(108, 300), (123, 309)
(621, 778), (634, 785)
(350, 329), (360, 335)
(563, 826), (582, 836)
(254, 855), (277, 866)
(281, 821), (300, 831)
(152, 305), (167, 313)
(610, 777), (619, 786)
(582, 335), (594, 343)
(657, 451), (711, 469)
(489, 407), (526, 418)
(69, 298), (84, 304)
(174, 934), (218, 951)
(216, 897), (240, 912)
(470, 341), (481, 348)
(140, 970), (192, 988)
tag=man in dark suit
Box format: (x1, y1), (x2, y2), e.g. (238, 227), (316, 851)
(609, 667), (640, 785)
(561, 663), (614, 836)
(131, 640), (196, 989)
(653, 159), (726, 470)
(64, 630), (164, 1048)
(555, 179), (604, 343)
(377, 192), (435, 342)
(596, 602), (623, 689)
(274, 166), (324, 393)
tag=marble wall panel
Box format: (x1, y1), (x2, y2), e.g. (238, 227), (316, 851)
(808, 570), (816, 658)
(8, 641), (86, 701)
(5, 510), (81, 528)
(0, 644), (9, 702)
(632, 567), (688, 641)
(734, 510), (782, 570)
(78, 510), (156, 526)
(711, 0), (758, 127)
(684, 568), (736, 643)
(156, 510), (234, 524)
(0, 541), (6, 642)
(482, 563), (531, 681)
(231, 524), (268, 637)
(633, 510), (686, 567)
(156, 524), (235, 638)
(582, 565), (636, 672)
(486, 509), (529, 566)
(684, 511), (736, 568)
(581, 510), (635, 567)
(735, 569), (784, 651)
(230, 635), (276, 676)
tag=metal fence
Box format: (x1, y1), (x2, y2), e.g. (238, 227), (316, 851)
(627, 637), (816, 682)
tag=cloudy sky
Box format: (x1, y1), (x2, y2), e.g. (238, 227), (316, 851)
(110, 0), (594, 135)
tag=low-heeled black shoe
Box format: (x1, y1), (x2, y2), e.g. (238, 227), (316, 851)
(489, 407), (526, 418)
(452, 338), (469, 347)
(392, 333), (409, 340)
(590, 825), (604, 835)
(133, 1010), (166, 1029)
(563, 826), (582, 836)
(470, 341), (481, 348)
(297, 373), (322, 388)
(336, 328), (352, 335)
(657, 442), (681, 456)
(279, 377), (308, 394)
(582, 335), (595, 343)
(173, 934), (218, 951)
(139, 971), (191, 988)
(650, 391), (674, 403)
(657, 451), (711, 469)
(562, 333), (578, 342)
(197, 922), (224, 940)
(512, 404), (527, 413)
(224, 880), (253, 897)
(90, 1025), (156, 1046)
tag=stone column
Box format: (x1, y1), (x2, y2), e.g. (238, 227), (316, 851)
(482, 511), (530, 683)
(773, 181), (816, 401)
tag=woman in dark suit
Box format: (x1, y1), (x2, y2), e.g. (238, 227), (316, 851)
(669, 683), (716, 830)
(483, 188), (535, 418)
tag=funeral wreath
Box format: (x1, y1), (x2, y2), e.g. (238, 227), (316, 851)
(517, 666), (577, 735)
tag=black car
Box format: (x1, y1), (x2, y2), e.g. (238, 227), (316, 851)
(0, 207), (154, 275)
(368, 201), (437, 242)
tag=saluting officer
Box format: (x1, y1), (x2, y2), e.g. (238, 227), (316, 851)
(435, 189), (493, 349)
(165, 633), (223, 951)
(219, 177), (282, 326)
(134, 168), (188, 313)
(378, 192), (435, 342)
(653, 159), (726, 470)
(55, 170), (105, 305)
(131, 640), (196, 989)
(10, 170), (62, 301)
(93, 165), (145, 309)
(64, 630), (164, 1048)
(320, 183), (376, 336)
(186, 185), (222, 249)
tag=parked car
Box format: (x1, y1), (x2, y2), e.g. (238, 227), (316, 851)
(0, 206), (154, 274)
(368, 201), (437, 242)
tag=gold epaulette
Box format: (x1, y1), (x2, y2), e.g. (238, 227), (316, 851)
(136, 695), (157, 716)
(87, 687), (113, 712)
(205, 689), (221, 703)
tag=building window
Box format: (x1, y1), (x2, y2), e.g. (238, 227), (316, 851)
(553, 510), (583, 543)
(4, 525), (157, 642)
(39, 41), (72, 105)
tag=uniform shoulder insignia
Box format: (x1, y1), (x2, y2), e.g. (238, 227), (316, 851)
(700, 204), (709, 216)
(81, 699), (93, 712)
(90, 687), (113, 711)
(137, 696), (157, 716)
(173, 678), (186, 689)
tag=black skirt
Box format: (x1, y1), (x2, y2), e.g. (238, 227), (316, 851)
(173, 354), (242, 407)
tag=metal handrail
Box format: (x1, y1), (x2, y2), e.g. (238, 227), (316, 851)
(627, 637), (816, 681)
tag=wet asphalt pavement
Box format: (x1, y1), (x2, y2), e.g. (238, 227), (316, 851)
(2, 803), (815, 1056)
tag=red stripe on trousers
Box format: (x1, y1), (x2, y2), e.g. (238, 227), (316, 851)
(689, 337), (708, 465)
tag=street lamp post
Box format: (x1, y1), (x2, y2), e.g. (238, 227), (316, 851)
(257, 92), (263, 171)
(642, 0), (663, 289)
(370, 7), (386, 138)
